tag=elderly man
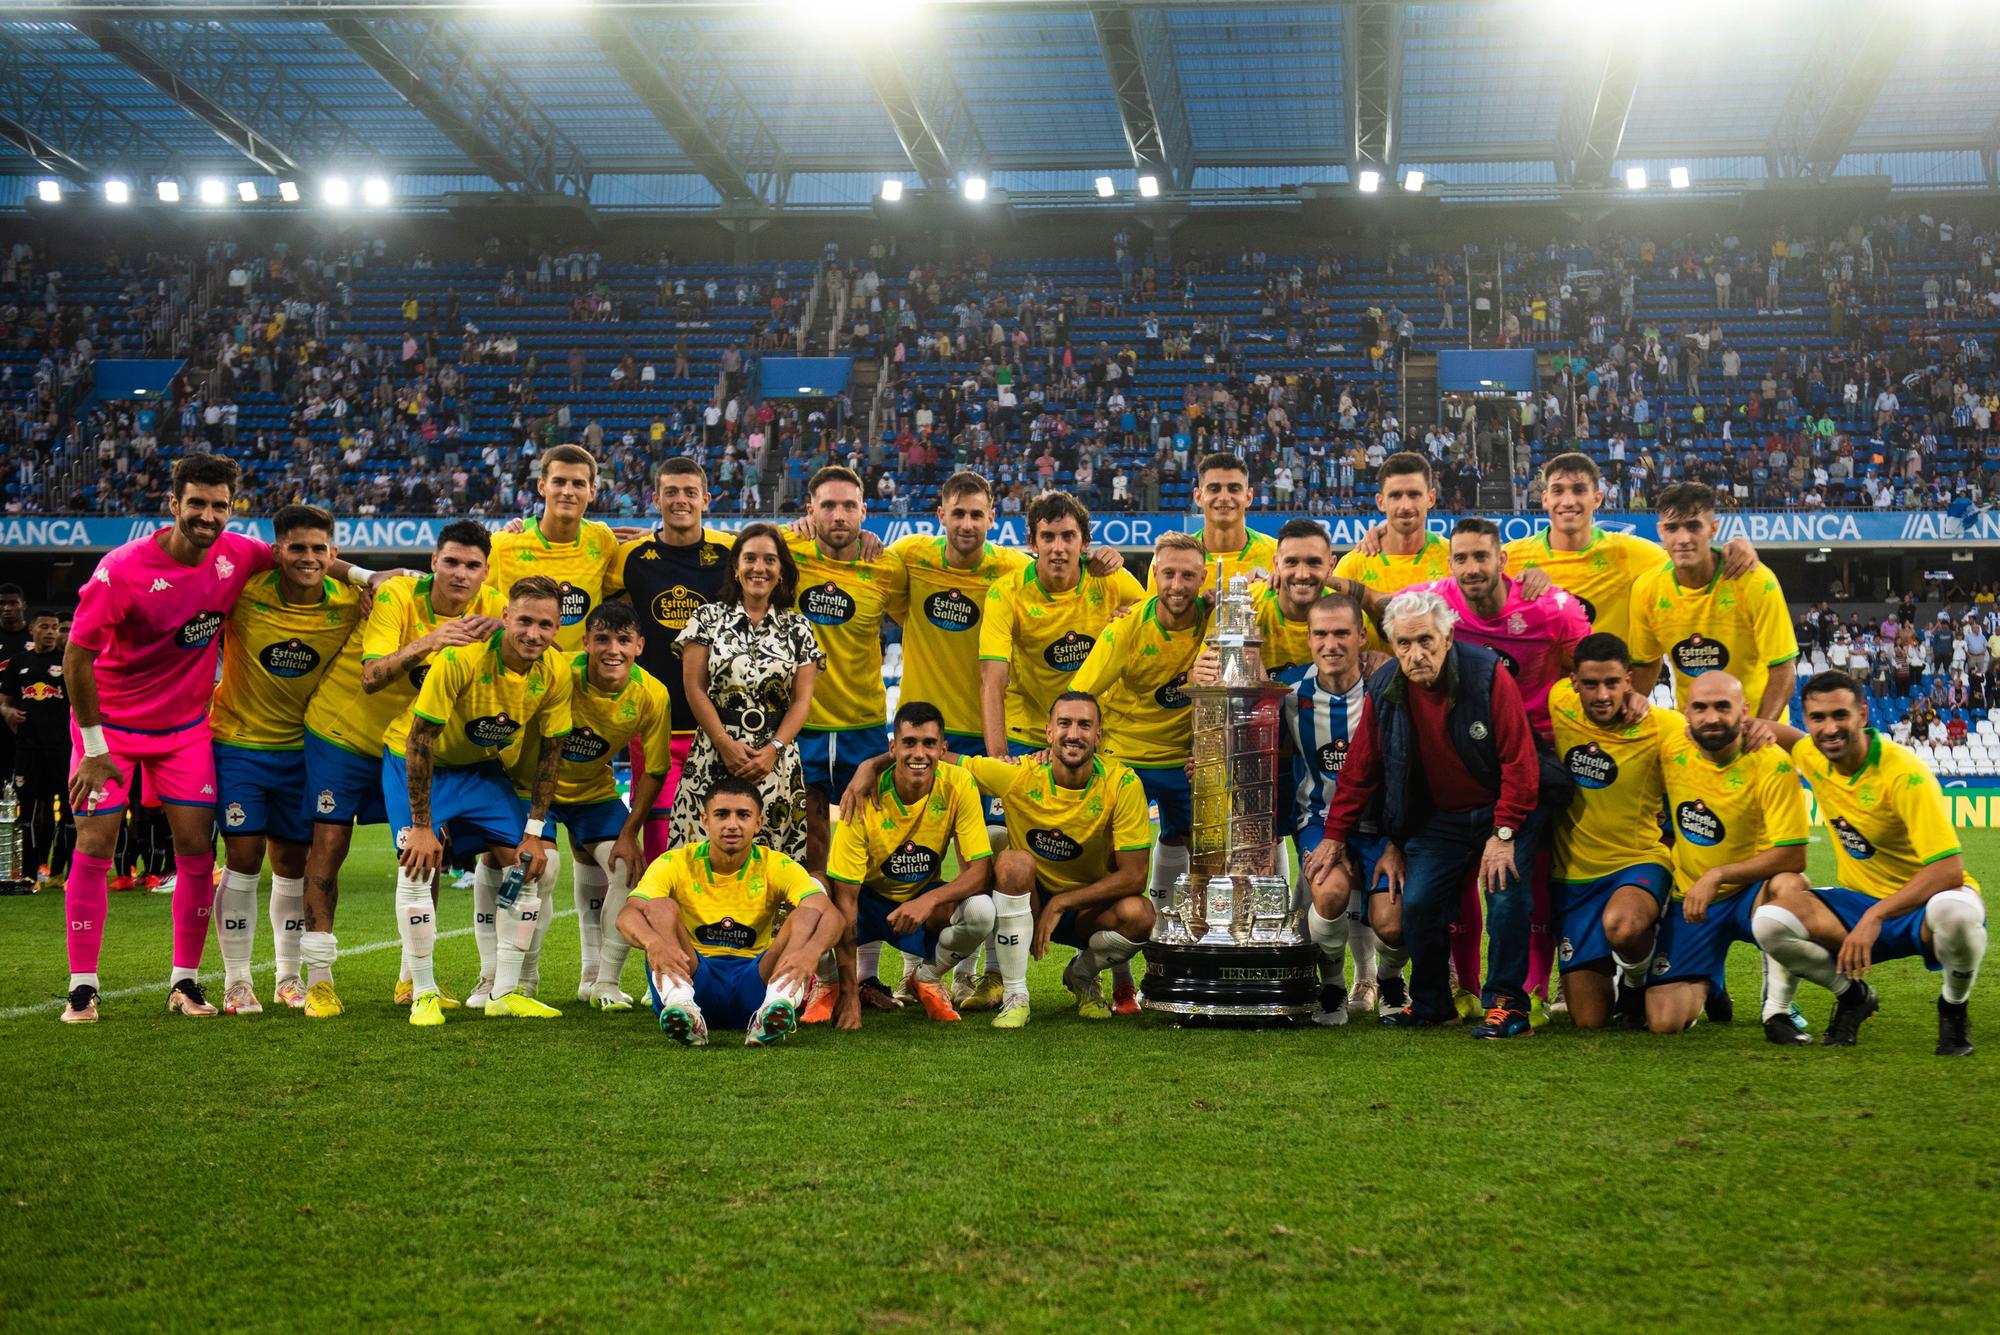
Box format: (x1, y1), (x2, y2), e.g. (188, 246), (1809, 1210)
(1302, 589), (1542, 1037)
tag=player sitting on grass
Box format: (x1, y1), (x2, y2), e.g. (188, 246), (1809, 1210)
(1747, 671), (1988, 1056)
(617, 777), (843, 1048)
(812, 701), (995, 1029)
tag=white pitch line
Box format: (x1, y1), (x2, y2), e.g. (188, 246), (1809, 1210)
(0, 910), (578, 1021)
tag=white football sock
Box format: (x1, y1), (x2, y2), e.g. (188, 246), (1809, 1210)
(1350, 916), (1379, 986)
(1926, 888), (1988, 1004)
(992, 891), (1033, 996)
(268, 875), (305, 982)
(216, 868), (260, 988)
(595, 856), (635, 991)
(858, 941), (883, 979)
(1307, 905), (1351, 979)
(300, 930), (337, 987)
(1087, 929), (1143, 970)
(1151, 841), (1189, 898)
(1613, 946), (1654, 992)
(494, 893), (540, 997)
(521, 848), (561, 995)
(969, 826), (1010, 978)
(573, 855), (608, 988)
(653, 969), (695, 1007)
(472, 861), (502, 982)
(70, 971), (100, 991)
(934, 896), (996, 972)
(1377, 941), (1409, 975)
(1752, 904), (1844, 1015)
(396, 870), (438, 994)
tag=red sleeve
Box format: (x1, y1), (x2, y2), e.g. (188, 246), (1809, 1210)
(1321, 697), (1382, 845)
(1488, 665), (1540, 830)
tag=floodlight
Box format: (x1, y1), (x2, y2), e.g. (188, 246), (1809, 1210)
(362, 176), (391, 207)
(323, 176), (352, 207)
(35, 179), (59, 203)
(1357, 169), (1381, 193)
(238, 181), (259, 202)
(1625, 166), (1648, 190)
(278, 180), (300, 202)
(1668, 165), (1690, 189)
(1094, 176), (1116, 198)
(198, 178), (226, 205)
(879, 178), (903, 201)
(1137, 175), (1159, 198)
(104, 179), (131, 205)
(962, 176), (988, 201)
(1402, 170), (1425, 192)
(156, 180), (180, 202)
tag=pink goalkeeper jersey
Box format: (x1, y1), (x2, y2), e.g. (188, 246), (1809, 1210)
(1422, 575), (1591, 742)
(70, 529), (272, 731)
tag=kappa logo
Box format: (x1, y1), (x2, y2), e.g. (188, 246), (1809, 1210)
(149, 578), (173, 593)
(316, 789), (337, 815)
(200, 783), (215, 796)
(224, 802), (246, 828)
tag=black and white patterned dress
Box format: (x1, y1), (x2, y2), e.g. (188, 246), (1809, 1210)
(669, 600), (825, 857)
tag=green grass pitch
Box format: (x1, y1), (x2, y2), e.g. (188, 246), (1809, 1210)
(1, 828), (1996, 1333)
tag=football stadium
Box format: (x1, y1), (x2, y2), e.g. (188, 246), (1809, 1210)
(1, 1), (1997, 1329)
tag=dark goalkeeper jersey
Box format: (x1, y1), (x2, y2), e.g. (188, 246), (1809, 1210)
(613, 528), (734, 733)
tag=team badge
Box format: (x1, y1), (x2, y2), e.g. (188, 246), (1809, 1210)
(224, 803), (246, 828)
(215, 554), (235, 580)
(1558, 937), (1575, 964)
(1468, 722), (1490, 740)
(316, 789), (336, 815)
(1506, 611), (1527, 635)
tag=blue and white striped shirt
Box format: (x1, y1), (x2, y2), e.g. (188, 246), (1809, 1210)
(1279, 664), (1373, 837)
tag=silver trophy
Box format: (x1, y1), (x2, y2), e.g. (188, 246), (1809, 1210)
(0, 781), (36, 894)
(1141, 573), (1316, 1023)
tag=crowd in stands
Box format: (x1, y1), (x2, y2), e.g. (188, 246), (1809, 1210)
(4, 208), (2000, 520)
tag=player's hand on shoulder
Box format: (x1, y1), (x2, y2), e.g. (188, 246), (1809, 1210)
(1740, 717), (1780, 751)
(1355, 522), (1388, 557)
(1719, 536), (1758, 579)
(1617, 688), (1651, 725)
(501, 518), (527, 534)
(1086, 545), (1125, 578)
(612, 525), (649, 543)
(787, 515), (816, 541)
(857, 531), (885, 561)
(368, 568), (421, 596)
(1519, 567), (1551, 600)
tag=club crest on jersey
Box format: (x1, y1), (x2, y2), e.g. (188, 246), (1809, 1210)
(1317, 738), (1347, 776)
(1675, 799), (1724, 847)
(316, 789), (336, 815)
(1027, 828), (1084, 861)
(1671, 634), (1729, 676)
(700, 545), (722, 565)
(467, 713), (522, 748)
(224, 802), (246, 828)
(178, 610), (225, 648)
(1154, 673), (1190, 709)
(259, 638), (322, 678)
(1506, 611), (1527, 636)
(924, 589), (979, 632)
(1830, 816), (1876, 860)
(884, 841), (942, 884)
(557, 581), (591, 625)
(563, 726), (610, 763)
(801, 582), (857, 626)
(694, 916), (757, 950)
(1043, 631), (1094, 672)
(1565, 742), (1617, 789)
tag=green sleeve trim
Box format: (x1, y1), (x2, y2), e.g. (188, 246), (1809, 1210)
(977, 654), (1010, 662)
(825, 874), (862, 887)
(546, 728), (572, 739)
(960, 850), (994, 863)
(1921, 849), (1963, 866)
(1116, 841), (1154, 852)
(1768, 652), (1799, 666)
(1769, 839), (1809, 847)
(411, 708), (447, 725)
(362, 654), (386, 662)
(646, 767), (670, 778)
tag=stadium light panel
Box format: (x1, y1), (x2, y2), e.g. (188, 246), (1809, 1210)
(238, 181), (259, 202)
(362, 177), (392, 207)
(962, 176), (988, 202)
(104, 178), (130, 205)
(323, 177), (352, 207)
(1402, 170), (1425, 192)
(1625, 167), (1648, 190)
(35, 179), (59, 203)
(1357, 169), (1381, 193)
(879, 178), (903, 202)
(1137, 175), (1159, 198)
(1669, 166), (1691, 189)
(1094, 176), (1116, 198)
(156, 180), (180, 203)
(198, 178), (226, 206)
(278, 180), (300, 203)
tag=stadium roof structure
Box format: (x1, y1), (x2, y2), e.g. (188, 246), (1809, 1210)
(3, 0), (1999, 215)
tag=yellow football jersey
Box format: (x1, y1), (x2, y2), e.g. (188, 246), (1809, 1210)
(630, 842), (823, 958)
(1070, 596), (1211, 769)
(1545, 679), (1672, 882)
(1629, 556), (1799, 716)
(879, 534), (1029, 738)
(305, 575), (506, 759)
(400, 633), (572, 768)
(786, 535), (890, 731)
(211, 573), (364, 750)
(553, 657), (674, 806)
(1249, 583), (1317, 674)
(488, 517), (622, 653)
(1333, 534), (1452, 651)
(978, 564), (1145, 747)
(1148, 526), (1280, 597)
(1791, 732), (1979, 899)
(1504, 527), (1668, 643)
(826, 763), (993, 903)
(961, 754), (1153, 897)
(1657, 727), (1808, 899)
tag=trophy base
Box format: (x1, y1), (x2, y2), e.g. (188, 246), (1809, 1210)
(0, 878), (36, 896)
(1138, 941), (1318, 1027)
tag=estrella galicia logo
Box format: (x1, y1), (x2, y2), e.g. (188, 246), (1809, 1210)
(1027, 827), (1084, 861)
(1576, 594), (1598, 624)
(1316, 738), (1347, 776)
(178, 610), (224, 649)
(1154, 673), (1190, 709)
(1565, 742), (1618, 789)
(694, 916), (756, 951)
(650, 584), (707, 631)
(408, 663), (431, 690)
(467, 713), (522, 748)
(1043, 631), (1094, 673)
(801, 582), (856, 627)
(259, 638), (321, 679)
(923, 588), (979, 633)
(883, 840), (942, 884)
(1830, 816), (1876, 860)
(557, 581), (591, 626)
(1675, 799), (1725, 847)
(1671, 634), (1729, 676)
(563, 726), (610, 763)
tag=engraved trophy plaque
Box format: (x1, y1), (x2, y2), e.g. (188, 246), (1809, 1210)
(1140, 573), (1316, 1023)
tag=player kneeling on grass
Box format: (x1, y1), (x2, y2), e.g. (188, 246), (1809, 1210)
(393, 577), (573, 1027)
(813, 701), (996, 1029)
(617, 777), (842, 1047)
(1744, 671), (1987, 1056)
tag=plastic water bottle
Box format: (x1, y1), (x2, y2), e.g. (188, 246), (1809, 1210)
(496, 862), (525, 912)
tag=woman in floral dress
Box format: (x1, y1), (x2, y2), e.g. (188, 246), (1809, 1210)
(669, 524), (823, 857)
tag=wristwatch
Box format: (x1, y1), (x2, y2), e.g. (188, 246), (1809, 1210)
(1494, 826), (1515, 843)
